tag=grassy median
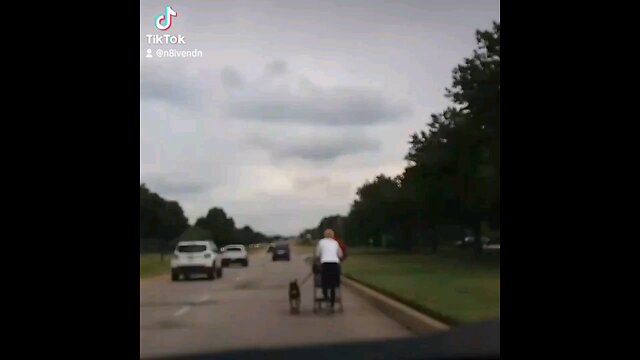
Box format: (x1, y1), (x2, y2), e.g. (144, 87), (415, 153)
(342, 247), (500, 325)
(140, 253), (170, 279)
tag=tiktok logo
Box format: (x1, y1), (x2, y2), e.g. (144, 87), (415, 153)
(155, 6), (177, 31)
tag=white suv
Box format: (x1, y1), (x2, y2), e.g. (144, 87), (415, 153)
(221, 244), (249, 267)
(171, 240), (223, 281)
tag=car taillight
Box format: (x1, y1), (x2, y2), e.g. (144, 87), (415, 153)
(204, 253), (212, 259)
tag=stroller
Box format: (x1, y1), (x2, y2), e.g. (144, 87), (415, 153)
(311, 257), (344, 313)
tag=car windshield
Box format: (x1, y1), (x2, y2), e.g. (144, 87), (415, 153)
(225, 247), (242, 252)
(177, 245), (207, 253)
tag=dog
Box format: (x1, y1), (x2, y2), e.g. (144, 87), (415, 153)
(289, 279), (301, 314)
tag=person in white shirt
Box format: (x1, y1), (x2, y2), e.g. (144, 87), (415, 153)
(315, 229), (343, 310)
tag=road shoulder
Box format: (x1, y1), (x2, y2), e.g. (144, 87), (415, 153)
(300, 254), (449, 334)
(342, 276), (450, 334)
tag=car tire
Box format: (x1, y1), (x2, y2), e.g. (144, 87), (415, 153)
(207, 267), (215, 280)
(216, 266), (223, 278)
(244, 259), (249, 267)
(171, 271), (179, 282)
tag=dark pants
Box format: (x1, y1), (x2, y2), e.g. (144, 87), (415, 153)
(321, 262), (341, 307)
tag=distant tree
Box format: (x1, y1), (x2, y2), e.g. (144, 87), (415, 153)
(158, 200), (189, 241)
(316, 215), (347, 240)
(140, 184), (189, 257)
(346, 175), (401, 247)
(195, 207), (236, 247)
(254, 231), (268, 243)
(178, 226), (212, 242)
(234, 225), (257, 245)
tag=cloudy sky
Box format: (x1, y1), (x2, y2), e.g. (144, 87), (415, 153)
(140, 0), (500, 235)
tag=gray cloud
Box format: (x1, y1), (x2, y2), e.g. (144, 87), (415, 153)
(144, 177), (210, 198)
(140, 63), (214, 109)
(221, 192), (352, 235)
(140, 64), (189, 104)
(265, 60), (288, 76)
(223, 62), (412, 126)
(293, 176), (352, 197)
(248, 133), (381, 161)
(293, 176), (333, 189)
(221, 67), (244, 89)
(227, 91), (411, 126)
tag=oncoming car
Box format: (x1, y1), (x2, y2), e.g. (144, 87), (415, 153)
(171, 240), (223, 281)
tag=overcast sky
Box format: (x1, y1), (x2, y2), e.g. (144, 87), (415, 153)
(140, 0), (500, 235)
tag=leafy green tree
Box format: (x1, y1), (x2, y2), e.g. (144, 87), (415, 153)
(195, 207), (236, 247)
(446, 21), (500, 254)
(234, 225), (258, 245)
(345, 175), (401, 247)
(315, 215), (347, 240)
(402, 22), (499, 254)
(140, 184), (189, 256)
(308, 22), (500, 255)
(178, 226), (212, 241)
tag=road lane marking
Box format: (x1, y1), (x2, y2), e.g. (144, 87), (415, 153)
(197, 295), (210, 303)
(173, 306), (190, 317)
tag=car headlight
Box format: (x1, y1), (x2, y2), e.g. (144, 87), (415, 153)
(204, 253), (212, 259)
(172, 254), (179, 260)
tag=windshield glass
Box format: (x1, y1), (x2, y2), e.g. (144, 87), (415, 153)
(140, 1), (500, 358)
(176, 245), (207, 253)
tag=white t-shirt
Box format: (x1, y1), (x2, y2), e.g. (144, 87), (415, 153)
(315, 238), (343, 263)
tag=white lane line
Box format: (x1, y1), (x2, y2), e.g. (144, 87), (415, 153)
(197, 295), (210, 303)
(173, 306), (190, 317)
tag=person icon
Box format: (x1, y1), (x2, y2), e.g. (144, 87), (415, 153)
(146, 49), (153, 58)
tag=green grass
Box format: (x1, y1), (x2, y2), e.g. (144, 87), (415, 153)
(293, 243), (315, 255)
(140, 253), (170, 279)
(342, 247), (500, 325)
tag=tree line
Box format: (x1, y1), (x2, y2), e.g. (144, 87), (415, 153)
(140, 184), (189, 243)
(302, 22), (500, 255)
(140, 184), (272, 252)
(193, 207), (270, 247)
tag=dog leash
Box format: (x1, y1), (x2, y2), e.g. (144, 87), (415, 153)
(299, 271), (314, 286)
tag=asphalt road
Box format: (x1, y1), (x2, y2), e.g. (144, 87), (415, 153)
(140, 248), (414, 359)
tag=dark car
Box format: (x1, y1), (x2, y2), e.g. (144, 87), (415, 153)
(272, 243), (290, 261)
